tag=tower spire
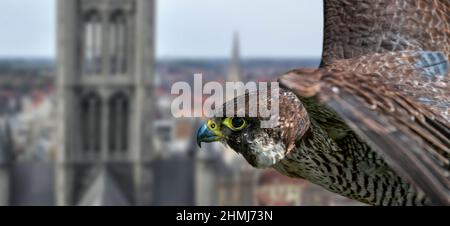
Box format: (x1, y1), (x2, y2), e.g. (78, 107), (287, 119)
(227, 31), (241, 83)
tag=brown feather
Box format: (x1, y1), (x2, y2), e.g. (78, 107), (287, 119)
(322, 0), (450, 65)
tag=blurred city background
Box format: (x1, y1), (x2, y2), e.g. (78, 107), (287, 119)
(0, 0), (361, 205)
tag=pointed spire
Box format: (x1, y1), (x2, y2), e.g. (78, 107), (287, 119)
(227, 31), (241, 83)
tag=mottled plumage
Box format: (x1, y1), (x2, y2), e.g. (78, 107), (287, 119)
(321, 0), (450, 65)
(197, 0), (450, 206)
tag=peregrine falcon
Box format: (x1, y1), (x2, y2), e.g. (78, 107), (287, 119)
(197, 0), (450, 206)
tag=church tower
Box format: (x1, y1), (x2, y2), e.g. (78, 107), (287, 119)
(56, 0), (155, 206)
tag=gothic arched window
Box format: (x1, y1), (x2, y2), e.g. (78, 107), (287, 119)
(83, 10), (102, 75)
(108, 93), (129, 153)
(80, 92), (102, 154)
(109, 10), (128, 75)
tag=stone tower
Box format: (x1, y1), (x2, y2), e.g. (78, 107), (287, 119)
(56, 0), (155, 206)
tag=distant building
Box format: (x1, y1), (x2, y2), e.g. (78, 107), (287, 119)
(56, 0), (156, 206)
(0, 119), (13, 205)
(255, 170), (342, 206)
(227, 32), (242, 85)
(225, 32), (254, 101)
(216, 166), (258, 206)
(0, 117), (55, 206)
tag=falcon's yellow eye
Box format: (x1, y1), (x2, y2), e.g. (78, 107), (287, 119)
(207, 120), (218, 130)
(223, 117), (247, 131)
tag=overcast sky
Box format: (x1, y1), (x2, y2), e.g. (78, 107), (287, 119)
(0, 0), (323, 59)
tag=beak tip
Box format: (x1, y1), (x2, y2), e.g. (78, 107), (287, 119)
(196, 123), (220, 149)
(196, 124), (207, 149)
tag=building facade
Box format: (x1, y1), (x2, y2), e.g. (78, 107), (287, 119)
(56, 0), (156, 206)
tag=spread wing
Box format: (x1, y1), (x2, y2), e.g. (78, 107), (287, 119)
(279, 51), (450, 205)
(321, 0), (450, 65)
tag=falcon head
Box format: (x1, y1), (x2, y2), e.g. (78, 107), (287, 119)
(197, 88), (310, 168)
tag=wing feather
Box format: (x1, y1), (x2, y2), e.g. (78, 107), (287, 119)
(322, 0), (450, 65)
(279, 51), (450, 205)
